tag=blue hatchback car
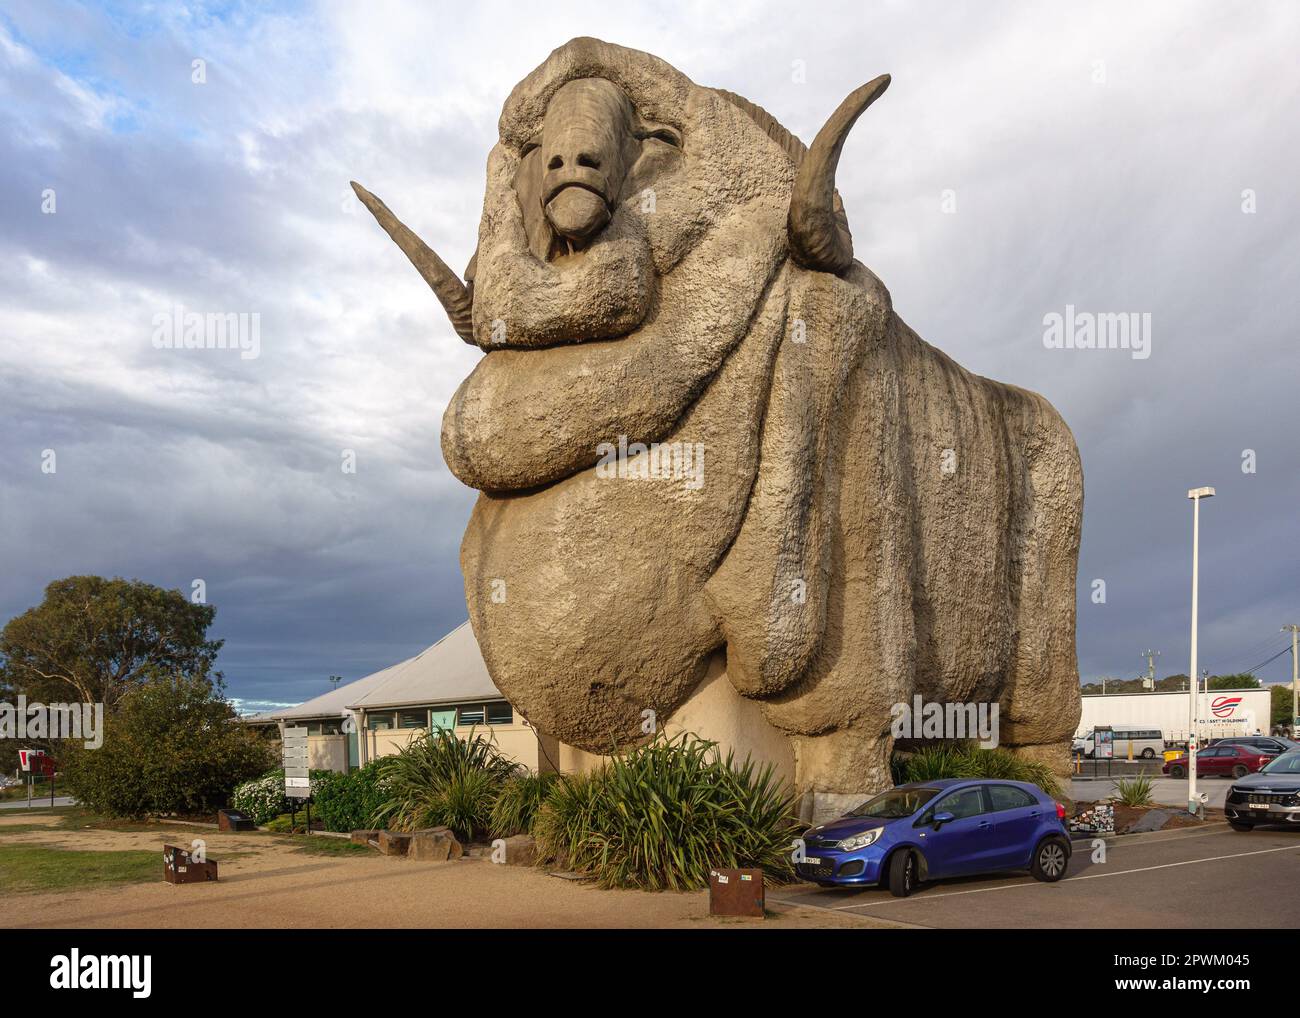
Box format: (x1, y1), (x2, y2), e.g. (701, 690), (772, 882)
(796, 778), (1072, 897)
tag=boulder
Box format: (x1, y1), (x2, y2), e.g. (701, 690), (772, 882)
(377, 830), (411, 856)
(497, 834), (538, 866)
(409, 827), (463, 862)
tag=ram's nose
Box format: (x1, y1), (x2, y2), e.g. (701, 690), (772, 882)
(541, 138), (615, 242)
(544, 183), (610, 241)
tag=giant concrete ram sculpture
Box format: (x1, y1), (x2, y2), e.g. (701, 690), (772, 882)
(354, 37), (1083, 817)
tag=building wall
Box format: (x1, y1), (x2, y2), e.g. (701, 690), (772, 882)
(362, 721), (542, 771)
(308, 734), (348, 773)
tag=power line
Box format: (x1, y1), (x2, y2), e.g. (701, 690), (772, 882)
(1243, 644), (1292, 676)
(1218, 636), (1291, 676)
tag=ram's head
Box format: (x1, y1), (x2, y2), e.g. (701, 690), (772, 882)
(354, 38), (893, 752)
(354, 38), (887, 495)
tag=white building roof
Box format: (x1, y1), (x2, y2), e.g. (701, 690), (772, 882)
(252, 621), (504, 721)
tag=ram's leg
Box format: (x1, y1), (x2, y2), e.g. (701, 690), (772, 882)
(790, 726), (894, 824)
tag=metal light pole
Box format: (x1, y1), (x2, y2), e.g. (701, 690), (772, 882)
(1284, 625), (1299, 737)
(1186, 486), (1214, 814)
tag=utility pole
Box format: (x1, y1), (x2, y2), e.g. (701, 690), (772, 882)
(1186, 486), (1214, 815)
(1142, 649), (1159, 690)
(1285, 626), (1299, 737)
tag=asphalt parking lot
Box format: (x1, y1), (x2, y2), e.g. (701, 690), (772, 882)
(1071, 776), (1231, 808)
(770, 823), (1300, 928)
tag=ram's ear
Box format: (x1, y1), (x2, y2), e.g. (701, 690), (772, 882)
(513, 142), (556, 261)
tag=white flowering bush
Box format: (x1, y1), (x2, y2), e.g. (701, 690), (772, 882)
(231, 770), (289, 824)
(230, 769), (331, 824)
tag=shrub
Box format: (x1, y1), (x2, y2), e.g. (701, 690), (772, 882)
(229, 769), (331, 825)
(533, 732), (801, 891)
(230, 771), (290, 824)
(490, 771), (563, 837)
(368, 728), (518, 840)
(311, 761), (390, 833)
(61, 676), (277, 819)
(1114, 775), (1155, 807)
(894, 742), (1063, 798)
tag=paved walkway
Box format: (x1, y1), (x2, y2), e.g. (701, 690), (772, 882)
(0, 796), (75, 810)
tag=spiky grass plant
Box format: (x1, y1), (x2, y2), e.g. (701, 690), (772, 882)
(369, 727), (519, 840)
(533, 732), (801, 891)
(896, 742), (1063, 798)
(1114, 775), (1155, 807)
(489, 771), (563, 838)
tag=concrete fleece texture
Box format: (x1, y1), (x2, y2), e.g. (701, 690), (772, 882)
(361, 37), (1084, 796)
(0, 820), (893, 929)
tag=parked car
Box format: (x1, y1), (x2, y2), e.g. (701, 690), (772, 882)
(795, 779), (1072, 897)
(1223, 750), (1300, 831)
(1208, 735), (1300, 757)
(1163, 743), (1272, 779)
(1072, 727), (1164, 759)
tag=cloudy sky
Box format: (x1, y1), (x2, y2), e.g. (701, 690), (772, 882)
(1, 0), (1296, 713)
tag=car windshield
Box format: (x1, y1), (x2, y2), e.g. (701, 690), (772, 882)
(848, 787), (940, 818)
(1260, 753), (1300, 775)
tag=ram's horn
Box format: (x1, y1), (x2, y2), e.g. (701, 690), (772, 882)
(351, 181), (475, 343)
(786, 74), (890, 275)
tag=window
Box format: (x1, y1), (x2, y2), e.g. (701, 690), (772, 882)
(988, 785), (1035, 811)
(452, 702), (514, 726)
(367, 712), (396, 731)
(918, 786), (987, 825)
(307, 720), (342, 736)
(397, 709), (429, 730)
(937, 787), (988, 819)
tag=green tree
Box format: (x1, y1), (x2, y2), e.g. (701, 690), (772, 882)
(60, 675), (277, 819)
(0, 576), (223, 710)
(1208, 673), (1260, 690)
(1272, 683), (1296, 730)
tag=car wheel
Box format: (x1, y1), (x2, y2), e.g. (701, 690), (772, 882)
(1231, 765), (1249, 778)
(1169, 764), (1185, 778)
(1030, 837), (1069, 882)
(1141, 748), (1155, 759)
(887, 849), (917, 898)
(1228, 820), (1254, 832)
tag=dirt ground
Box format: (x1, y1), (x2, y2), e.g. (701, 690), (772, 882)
(0, 813), (898, 930)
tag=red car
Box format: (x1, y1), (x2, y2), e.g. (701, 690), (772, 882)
(1163, 744), (1271, 779)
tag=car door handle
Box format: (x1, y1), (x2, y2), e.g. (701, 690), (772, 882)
(1029, 810), (1041, 817)
(978, 821), (992, 829)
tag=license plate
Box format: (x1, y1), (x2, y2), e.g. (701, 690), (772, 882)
(1248, 803), (1269, 810)
(803, 857), (821, 865)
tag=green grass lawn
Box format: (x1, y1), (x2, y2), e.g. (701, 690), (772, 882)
(0, 844), (159, 894)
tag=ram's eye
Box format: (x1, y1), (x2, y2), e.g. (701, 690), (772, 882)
(640, 126), (681, 148)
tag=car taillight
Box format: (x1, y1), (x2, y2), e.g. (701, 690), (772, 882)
(1055, 802), (1067, 820)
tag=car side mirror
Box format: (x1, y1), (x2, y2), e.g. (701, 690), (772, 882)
(932, 811), (955, 829)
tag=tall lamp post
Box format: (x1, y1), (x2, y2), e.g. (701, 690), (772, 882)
(1186, 486), (1215, 815)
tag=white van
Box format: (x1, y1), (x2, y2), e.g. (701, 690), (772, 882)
(1072, 727), (1165, 759)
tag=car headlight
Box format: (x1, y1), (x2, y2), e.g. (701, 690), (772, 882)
(836, 828), (883, 851)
